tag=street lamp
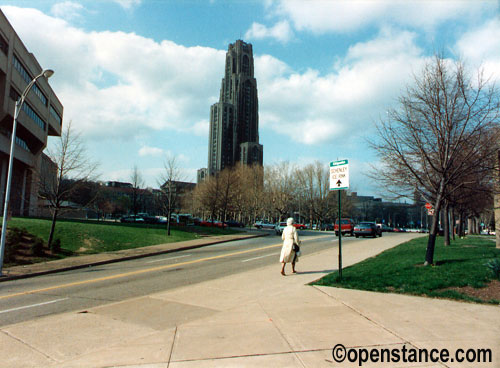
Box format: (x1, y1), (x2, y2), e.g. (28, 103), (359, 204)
(0, 69), (54, 275)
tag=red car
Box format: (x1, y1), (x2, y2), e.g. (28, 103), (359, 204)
(334, 218), (355, 236)
(293, 223), (307, 230)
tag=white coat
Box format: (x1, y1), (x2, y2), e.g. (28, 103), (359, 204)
(280, 225), (299, 263)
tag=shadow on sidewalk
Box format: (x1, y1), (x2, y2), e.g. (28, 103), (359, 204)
(295, 269), (335, 275)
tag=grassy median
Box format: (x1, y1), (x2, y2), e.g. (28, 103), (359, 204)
(7, 217), (235, 255)
(313, 235), (500, 304)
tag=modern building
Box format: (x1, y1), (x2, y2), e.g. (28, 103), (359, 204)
(207, 40), (263, 176)
(0, 9), (63, 216)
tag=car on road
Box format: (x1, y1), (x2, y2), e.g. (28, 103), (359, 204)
(120, 215), (144, 223)
(321, 223), (334, 231)
(275, 222), (287, 235)
(225, 220), (245, 228)
(354, 222), (382, 238)
(335, 218), (355, 236)
(254, 221), (276, 229)
(293, 223), (307, 230)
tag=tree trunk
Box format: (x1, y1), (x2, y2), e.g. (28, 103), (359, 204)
(425, 192), (443, 265)
(451, 206), (456, 241)
(443, 202), (450, 246)
(47, 209), (58, 248)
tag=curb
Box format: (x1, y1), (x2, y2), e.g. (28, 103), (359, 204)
(0, 232), (270, 282)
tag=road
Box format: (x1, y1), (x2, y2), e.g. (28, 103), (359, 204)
(0, 230), (390, 327)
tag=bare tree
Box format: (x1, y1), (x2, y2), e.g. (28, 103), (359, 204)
(39, 121), (99, 248)
(130, 165), (145, 216)
(157, 155), (184, 235)
(265, 162), (295, 221)
(371, 55), (500, 265)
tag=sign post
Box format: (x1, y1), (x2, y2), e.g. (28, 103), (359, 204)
(330, 159), (349, 281)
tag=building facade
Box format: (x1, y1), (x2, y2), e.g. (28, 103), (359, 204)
(207, 40), (263, 176)
(0, 10), (63, 216)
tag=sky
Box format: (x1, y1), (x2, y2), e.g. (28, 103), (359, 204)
(1, 0), (499, 198)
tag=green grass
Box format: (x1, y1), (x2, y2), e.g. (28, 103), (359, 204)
(313, 235), (500, 304)
(7, 217), (236, 254)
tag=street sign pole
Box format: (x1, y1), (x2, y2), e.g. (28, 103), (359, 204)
(329, 159), (349, 282)
(338, 190), (342, 280)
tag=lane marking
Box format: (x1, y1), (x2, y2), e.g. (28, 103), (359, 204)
(146, 254), (191, 264)
(241, 253), (280, 263)
(0, 298), (69, 314)
(0, 243), (283, 300)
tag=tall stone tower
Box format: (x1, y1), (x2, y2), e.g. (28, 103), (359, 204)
(208, 40), (263, 176)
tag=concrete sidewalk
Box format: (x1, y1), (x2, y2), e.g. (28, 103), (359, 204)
(1, 233), (499, 367)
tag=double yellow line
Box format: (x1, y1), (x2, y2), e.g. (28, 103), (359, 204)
(1, 242), (282, 300)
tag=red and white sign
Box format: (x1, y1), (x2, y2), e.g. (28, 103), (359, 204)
(425, 202), (432, 210)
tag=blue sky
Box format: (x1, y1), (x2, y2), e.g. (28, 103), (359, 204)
(1, 0), (499, 198)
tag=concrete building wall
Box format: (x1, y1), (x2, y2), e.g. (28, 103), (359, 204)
(0, 9), (63, 216)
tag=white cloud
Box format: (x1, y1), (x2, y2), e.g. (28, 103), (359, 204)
(456, 18), (500, 80)
(50, 1), (84, 20)
(245, 20), (293, 43)
(1, 6), (226, 141)
(138, 146), (164, 157)
(256, 28), (424, 145)
(112, 0), (142, 10)
(271, 0), (493, 34)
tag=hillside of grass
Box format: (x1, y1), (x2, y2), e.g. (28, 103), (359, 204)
(7, 217), (234, 254)
(313, 235), (500, 304)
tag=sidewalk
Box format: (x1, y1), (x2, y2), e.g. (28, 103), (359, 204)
(1, 233), (499, 367)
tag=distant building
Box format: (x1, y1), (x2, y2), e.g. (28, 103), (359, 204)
(197, 168), (208, 184)
(207, 40), (263, 176)
(106, 181), (133, 188)
(0, 9), (63, 216)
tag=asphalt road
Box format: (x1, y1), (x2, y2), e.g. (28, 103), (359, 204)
(0, 230), (388, 327)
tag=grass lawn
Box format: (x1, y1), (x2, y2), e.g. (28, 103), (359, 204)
(313, 235), (500, 304)
(7, 217), (236, 254)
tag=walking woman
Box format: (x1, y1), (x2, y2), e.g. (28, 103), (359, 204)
(280, 217), (300, 275)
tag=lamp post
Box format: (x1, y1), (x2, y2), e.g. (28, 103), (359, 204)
(0, 69), (54, 275)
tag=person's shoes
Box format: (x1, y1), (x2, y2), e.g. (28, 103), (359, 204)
(281, 271), (286, 276)
(292, 270), (297, 273)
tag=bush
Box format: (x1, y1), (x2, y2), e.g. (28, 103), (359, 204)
(31, 237), (44, 257)
(51, 238), (61, 253)
(486, 258), (500, 280)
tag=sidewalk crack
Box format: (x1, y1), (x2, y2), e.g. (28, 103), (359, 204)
(0, 329), (58, 363)
(166, 325), (177, 368)
(313, 286), (451, 368)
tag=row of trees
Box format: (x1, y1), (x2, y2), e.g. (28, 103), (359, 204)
(186, 162), (352, 227)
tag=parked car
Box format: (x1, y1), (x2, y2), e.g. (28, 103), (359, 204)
(120, 215), (144, 223)
(254, 221), (276, 229)
(293, 223), (307, 230)
(225, 220), (245, 228)
(275, 222), (287, 235)
(321, 223), (334, 231)
(335, 218), (355, 236)
(354, 222), (382, 238)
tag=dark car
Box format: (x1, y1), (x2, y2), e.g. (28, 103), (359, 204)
(321, 223), (334, 231)
(354, 222), (382, 238)
(225, 220), (245, 228)
(120, 215), (144, 223)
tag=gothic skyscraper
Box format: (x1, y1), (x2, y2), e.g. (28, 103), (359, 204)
(207, 40), (263, 176)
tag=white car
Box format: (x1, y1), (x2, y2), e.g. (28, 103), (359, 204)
(275, 222), (287, 235)
(254, 221), (275, 229)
